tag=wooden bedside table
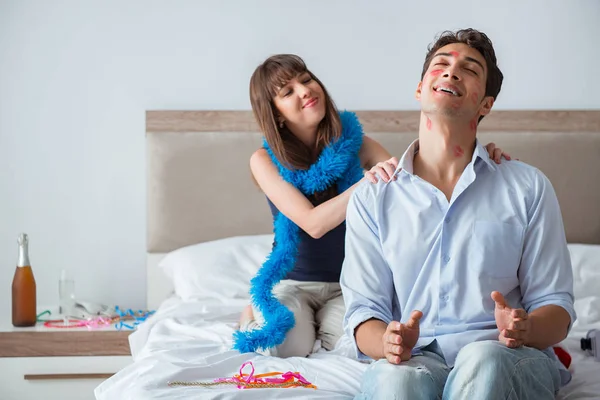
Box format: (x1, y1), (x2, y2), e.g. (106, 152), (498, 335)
(0, 321), (133, 400)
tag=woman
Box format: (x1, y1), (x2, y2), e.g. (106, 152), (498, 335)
(233, 54), (509, 358)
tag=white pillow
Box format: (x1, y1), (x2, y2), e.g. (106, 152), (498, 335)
(567, 243), (600, 329)
(159, 234), (274, 302)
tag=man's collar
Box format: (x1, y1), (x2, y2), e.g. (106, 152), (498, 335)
(392, 138), (496, 179)
(392, 139), (419, 177)
(473, 139), (497, 172)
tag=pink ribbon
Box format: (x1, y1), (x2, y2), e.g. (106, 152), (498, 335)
(214, 361), (311, 389)
(213, 361), (313, 389)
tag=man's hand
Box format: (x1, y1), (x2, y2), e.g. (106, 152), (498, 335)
(492, 291), (530, 348)
(381, 310), (423, 364)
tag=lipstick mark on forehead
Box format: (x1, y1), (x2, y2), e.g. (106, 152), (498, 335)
(449, 51), (460, 58)
(426, 118), (432, 130)
(453, 145), (464, 157)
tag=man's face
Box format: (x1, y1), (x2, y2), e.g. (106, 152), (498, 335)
(416, 43), (493, 122)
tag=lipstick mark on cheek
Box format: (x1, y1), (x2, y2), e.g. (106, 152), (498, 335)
(471, 93), (479, 105)
(453, 145), (464, 157)
(426, 118), (432, 130)
(430, 69), (443, 77)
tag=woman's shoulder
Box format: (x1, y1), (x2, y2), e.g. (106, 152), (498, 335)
(250, 146), (270, 163)
(251, 147), (269, 160)
(250, 148), (276, 174)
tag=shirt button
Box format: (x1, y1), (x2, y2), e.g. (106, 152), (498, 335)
(443, 255), (451, 263)
(444, 217), (450, 223)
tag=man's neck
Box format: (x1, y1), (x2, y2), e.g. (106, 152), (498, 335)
(413, 113), (478, 198)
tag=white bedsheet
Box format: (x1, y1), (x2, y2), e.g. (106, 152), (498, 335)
(559, 335), (600, 400)
(95, 295), (600, 399)
(95, 296), (366, 399)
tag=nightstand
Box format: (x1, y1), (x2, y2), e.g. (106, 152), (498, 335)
(0, 320), (133, 400)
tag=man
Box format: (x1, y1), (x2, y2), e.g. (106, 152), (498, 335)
(341, 28), (576, 399)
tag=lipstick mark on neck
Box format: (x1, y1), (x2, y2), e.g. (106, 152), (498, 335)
(453, 145), (464, 158)
(470, 118), (478, 132)
(426, 118), (432, 130)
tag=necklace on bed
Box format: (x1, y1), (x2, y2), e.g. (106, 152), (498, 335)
(232, 111), (364, 353)
(168, 361), (317, 390)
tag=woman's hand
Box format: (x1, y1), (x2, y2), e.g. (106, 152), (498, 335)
(365, 157), (399, 183)
(485, 142), (512, 164)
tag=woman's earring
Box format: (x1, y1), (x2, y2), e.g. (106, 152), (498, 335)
(279, 120), (284, 128)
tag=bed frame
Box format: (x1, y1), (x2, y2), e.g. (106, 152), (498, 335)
(145, 110), (600, 309)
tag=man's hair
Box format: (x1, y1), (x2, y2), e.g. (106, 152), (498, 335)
(421, 29), (504, 121)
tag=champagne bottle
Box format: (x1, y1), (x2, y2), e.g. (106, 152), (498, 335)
(12, 233), (37, 327)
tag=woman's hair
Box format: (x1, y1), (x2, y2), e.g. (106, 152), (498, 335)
(249, 54), (341, 170)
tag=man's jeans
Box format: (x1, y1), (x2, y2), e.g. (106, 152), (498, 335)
(355, 340), (561, 400)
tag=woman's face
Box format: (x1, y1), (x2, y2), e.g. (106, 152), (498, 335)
(273, 71), (326, 135)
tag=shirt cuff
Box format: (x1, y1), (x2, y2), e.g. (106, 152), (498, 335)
(526, 298), (576, 334)
(346, 310), (391, 361)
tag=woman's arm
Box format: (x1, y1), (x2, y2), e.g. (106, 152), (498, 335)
(360, 136), (399, 183)
(248, 137), (398, 239)
(251, 149), (364, 239)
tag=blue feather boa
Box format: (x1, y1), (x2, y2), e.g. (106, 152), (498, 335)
(232, 110), (365, 353)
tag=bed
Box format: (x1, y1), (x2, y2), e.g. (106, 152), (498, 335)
(95, 110), (600, 399)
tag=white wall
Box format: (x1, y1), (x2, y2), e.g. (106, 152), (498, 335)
(1, 0), (599, 317)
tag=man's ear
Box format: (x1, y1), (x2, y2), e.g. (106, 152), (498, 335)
(479, 96), (494, 117)
(415, 81), (423, 101)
